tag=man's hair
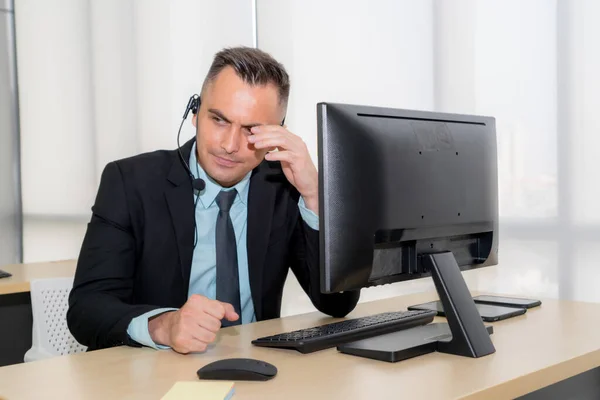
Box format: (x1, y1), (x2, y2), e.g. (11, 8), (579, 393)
(202, 46), (290, 107)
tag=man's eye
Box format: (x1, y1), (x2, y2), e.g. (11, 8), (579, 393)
(212, 116), (225, 124)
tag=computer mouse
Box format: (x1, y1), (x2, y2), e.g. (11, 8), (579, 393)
(197, 358), (277, 381)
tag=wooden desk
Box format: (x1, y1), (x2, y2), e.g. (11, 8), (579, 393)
(0, 291), (599, 400)
(0, 260), (77, 295)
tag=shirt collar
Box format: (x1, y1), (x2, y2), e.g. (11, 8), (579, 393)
(189, 141), (251, 209)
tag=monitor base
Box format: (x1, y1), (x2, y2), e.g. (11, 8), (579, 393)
(337, 323), (493, 363)
(338, 251), (496, 361)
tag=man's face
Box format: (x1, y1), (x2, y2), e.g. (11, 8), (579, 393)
(192, 66), (284, 187)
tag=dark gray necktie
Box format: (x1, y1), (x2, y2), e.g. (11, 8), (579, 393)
(215, 190), (242, 327)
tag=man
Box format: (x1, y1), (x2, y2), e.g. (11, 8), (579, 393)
(67, 47), (360, 354)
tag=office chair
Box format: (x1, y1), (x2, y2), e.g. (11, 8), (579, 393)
(24, 277), (87, 362)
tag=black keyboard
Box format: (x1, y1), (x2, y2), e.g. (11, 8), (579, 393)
(251, 309), (436, 354)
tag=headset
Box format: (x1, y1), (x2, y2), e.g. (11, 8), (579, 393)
(177, 94), (205, 192)
(176, 93), (286, 247)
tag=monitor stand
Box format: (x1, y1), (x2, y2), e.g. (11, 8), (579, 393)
(337, 251), (496, 362)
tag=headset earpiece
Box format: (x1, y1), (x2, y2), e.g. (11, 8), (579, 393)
(191, 96), (200, 115)
(182, 94), (200, 120)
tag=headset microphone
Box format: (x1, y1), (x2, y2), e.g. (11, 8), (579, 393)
(177, 94), (205, 192)
(192, 177), (205, 191)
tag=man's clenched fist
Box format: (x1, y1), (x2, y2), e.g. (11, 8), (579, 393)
(148, 294), (239, 354)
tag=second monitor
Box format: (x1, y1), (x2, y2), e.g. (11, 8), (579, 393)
(317, 102), (499, 360)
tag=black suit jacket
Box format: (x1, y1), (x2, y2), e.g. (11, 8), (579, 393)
(67, 139), (359, 350)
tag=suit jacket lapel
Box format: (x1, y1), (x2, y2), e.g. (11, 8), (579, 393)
(165, 139), (196, 293)
(247, 162), (276, 321)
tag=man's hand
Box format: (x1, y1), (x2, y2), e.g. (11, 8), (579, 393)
(148, 294), (239, 354)
(249, 125), (319, 214)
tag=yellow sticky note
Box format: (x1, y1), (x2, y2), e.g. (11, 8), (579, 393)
(161, 381), (235, 400)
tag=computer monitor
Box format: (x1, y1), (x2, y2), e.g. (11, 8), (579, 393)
(316, 102), (499, 359)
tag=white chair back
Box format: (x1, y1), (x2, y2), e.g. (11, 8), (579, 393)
(24, 277), (87, 362)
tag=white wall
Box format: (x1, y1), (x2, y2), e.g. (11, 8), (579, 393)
(15, 0), (254, 261)
(257, 0), (435, 164)
(16, 0), (96, 218)
(475, 0), (558, 220)
(568, 0), (600, 224)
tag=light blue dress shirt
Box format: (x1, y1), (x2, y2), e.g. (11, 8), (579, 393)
(127, 143), (319, 349)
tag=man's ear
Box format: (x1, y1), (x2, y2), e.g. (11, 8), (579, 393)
(191, 113), (197, 128)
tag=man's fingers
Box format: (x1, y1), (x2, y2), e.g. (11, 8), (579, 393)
(203, 300), (226, 320)
(249, 129), (301, 144)
(265, 150), (294, 164)
(252, 136), (295, 151)
(198, 314), (222, 332)
(172, 336), (210, 354)
(221, 302), (240, 322)
(250, 125), (287, 134)
(191, 326), (217, 344)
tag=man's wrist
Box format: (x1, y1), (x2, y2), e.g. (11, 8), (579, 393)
(302, 194), (319, 216)
(148, 311), (173, 346)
